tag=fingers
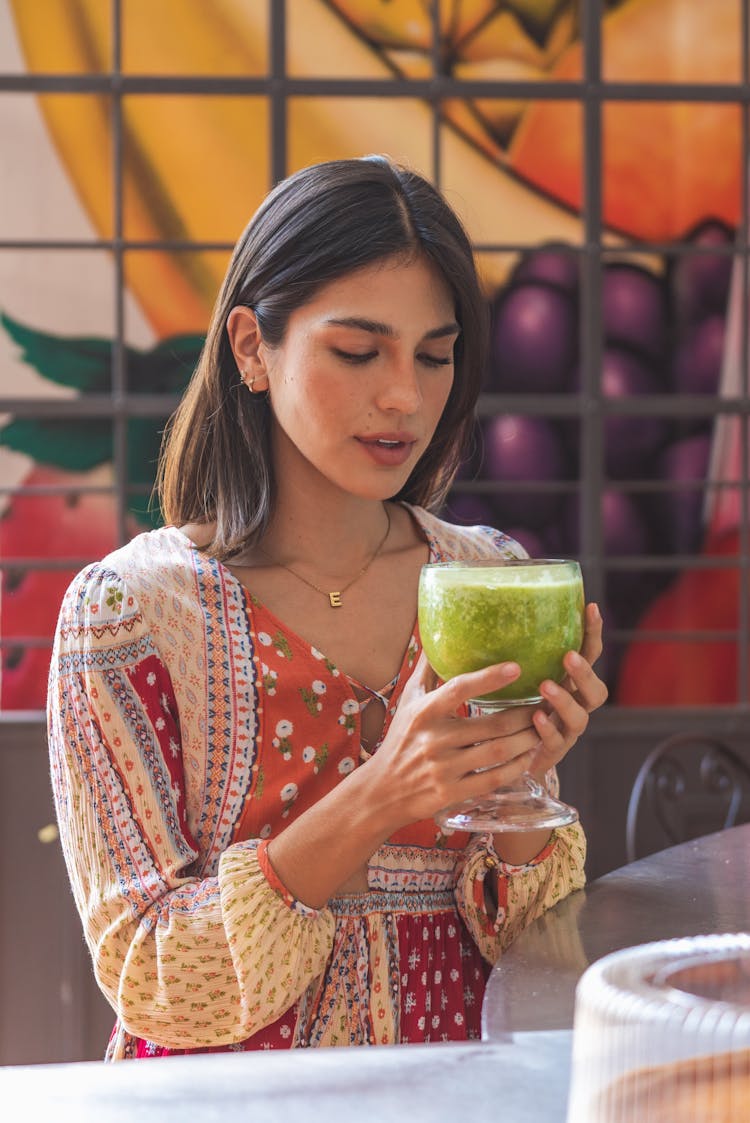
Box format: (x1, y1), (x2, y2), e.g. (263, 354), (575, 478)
(579, 602), (604, 667)
(389, 608), (607, 819)
(459, 724), (542, 777)
(452, 745), (539, 805)
(401, 650), (438, 699)
(460, 703), (539, 745)
(432, 660), (521, 713)
(561, 647), (609, 713)
(527, 650), (608, 773)
(537, 680), (588, 743)
(559, 602), (606, 702)
(528, 706), (568, 775)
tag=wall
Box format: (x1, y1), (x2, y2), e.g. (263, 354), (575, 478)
(1, 0), (749, 1066)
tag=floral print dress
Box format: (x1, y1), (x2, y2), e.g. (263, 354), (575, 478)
(47, 504), (587, 1059)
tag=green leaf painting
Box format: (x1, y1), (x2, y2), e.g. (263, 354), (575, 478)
(1, 312), (113, 392)
(0, 311), (205, 526)
(0, 418), (114, 470)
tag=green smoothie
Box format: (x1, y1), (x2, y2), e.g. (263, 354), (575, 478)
(418, 560), (584, 706)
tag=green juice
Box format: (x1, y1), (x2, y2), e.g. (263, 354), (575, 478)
(418, 561), (585, 706)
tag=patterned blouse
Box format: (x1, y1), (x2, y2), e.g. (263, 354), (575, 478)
(47, 504), (586, 1060)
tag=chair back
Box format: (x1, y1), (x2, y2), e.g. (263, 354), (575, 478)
(625, 734), (750, 863)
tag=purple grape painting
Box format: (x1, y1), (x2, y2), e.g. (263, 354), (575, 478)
(599, 348), (670, 478)
(488, 282), (577, 393)
(443, 232), (732, 701)
(482, 414), (568, 527)
(602, 263), (667, 362)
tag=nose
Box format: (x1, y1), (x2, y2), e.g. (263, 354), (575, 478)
(375, 356), (423, 415)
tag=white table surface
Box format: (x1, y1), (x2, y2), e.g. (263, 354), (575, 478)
(482, 823), (750, 1039)
(1, 1031), (572, 1123)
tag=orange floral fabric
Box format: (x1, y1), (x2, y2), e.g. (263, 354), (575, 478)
(47, 504), (587, 1060)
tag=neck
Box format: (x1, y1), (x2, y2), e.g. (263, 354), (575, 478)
(257, 421), (398, 577)
(261, 483), (393, 579)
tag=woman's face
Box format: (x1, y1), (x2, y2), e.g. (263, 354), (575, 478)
(259, 254), (458, 502)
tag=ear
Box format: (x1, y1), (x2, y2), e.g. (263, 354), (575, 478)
(226, 305), (270, 390)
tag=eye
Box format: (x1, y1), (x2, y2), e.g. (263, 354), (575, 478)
(418, 353), (453, 368)
(332, 348), (378, 365)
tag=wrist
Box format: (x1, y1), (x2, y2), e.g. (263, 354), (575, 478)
(264, 758), (400, 908)
(346, 753), (406, 841)
(490, 827), (554, 866)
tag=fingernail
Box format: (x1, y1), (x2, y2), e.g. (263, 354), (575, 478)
(567, 651), (583, 669)
(590, 602), (601, 621)
(540, 680), (559, 697)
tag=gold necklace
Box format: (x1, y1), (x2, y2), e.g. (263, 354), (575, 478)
(258, 507), (391, 608)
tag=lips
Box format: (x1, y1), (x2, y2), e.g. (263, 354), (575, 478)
(355, 433), (418, 467)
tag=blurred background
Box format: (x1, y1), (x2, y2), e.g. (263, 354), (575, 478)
(0, 0), (748, 1064)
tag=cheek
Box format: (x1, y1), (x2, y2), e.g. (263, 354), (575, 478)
(422, 376), (455, 443)
(275, 363), (347, 429)
(431, 372), (455, 419)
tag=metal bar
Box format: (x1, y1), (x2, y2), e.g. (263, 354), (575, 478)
(452, 478), (745, 495)
(4, 550), (744, 572)
(600, 480), (744, 493)
(431, 0), (442, 189)
(603, 555), (748, 570)
(0, 239), (744, 255)
(111, 0), (128, 548)
(0, 483), (114, 494)
(3, 1), (750, 732)
(0, 486), (147, 497)
(578, 0), (604, 610)
(3, 73), (750, 101)
(5, 391), (743, 417)
(484, 396), (750, 416)
(269, 0), (286, 185)
(0, 395), (180, 415)
(0, 558), (132, 570)
(739, 0), (750, 705)
(0, 239), (234, 250)
(4, 706), (750, 732)
(4, 629), (735, 644)
(1, 638), (66, 648)
(607, 630), (742, 642)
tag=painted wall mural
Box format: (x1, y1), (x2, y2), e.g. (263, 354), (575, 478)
(0, 0), (746, 710)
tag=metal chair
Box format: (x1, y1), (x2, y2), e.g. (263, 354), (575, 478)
(625, 733), (750, 863)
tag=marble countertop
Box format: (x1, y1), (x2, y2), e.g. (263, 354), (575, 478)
(482, 823), (750, 1038)
(1, 1031), (572, 1123)
(8, 828), (748, 1122)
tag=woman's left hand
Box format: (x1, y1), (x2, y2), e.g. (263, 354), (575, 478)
(527, 601), (607, 780)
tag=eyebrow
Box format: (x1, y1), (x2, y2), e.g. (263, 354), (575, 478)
(323, 316), (461, 340)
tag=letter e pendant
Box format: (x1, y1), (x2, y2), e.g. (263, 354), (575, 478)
(329, 591), (342, 608)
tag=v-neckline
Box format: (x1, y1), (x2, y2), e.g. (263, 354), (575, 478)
(170, 504), (438, 699)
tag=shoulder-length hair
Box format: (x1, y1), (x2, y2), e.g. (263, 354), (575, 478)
(157, 155), (487, 561)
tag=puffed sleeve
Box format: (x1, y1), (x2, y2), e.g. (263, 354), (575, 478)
(48, 562), (335, 1049)
(453, 813), (586, 965)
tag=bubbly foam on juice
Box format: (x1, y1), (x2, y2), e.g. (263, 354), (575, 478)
(419, 564), (585, 704)
(434, 565), (577, 588)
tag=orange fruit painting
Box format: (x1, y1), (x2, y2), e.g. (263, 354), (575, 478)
(1, 0), (746, 709)
(508, 0), (742, 240)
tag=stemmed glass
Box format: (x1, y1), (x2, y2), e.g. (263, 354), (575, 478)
(418, 558), (584, 832)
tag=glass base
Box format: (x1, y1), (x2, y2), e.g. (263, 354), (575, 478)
(469, 694), (542, 711)
(436, 778), (579, 834)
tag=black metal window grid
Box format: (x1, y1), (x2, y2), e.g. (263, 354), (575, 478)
(0, 0), (748, 737)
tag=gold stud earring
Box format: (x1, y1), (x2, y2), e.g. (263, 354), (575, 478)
(240, 369), (257, 390)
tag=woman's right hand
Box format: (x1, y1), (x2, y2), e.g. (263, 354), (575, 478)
(267, 656), (545, 907)
(367, 653), (543, 832)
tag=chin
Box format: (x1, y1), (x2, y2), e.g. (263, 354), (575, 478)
(335, 466), (412, 501)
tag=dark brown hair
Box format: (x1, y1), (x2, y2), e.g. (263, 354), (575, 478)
(158, 156), (487, 560)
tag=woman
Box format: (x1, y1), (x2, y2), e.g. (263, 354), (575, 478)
(48, 156), (606, 1059)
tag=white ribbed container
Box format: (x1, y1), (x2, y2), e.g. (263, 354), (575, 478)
(566, 934), (750, 1123)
